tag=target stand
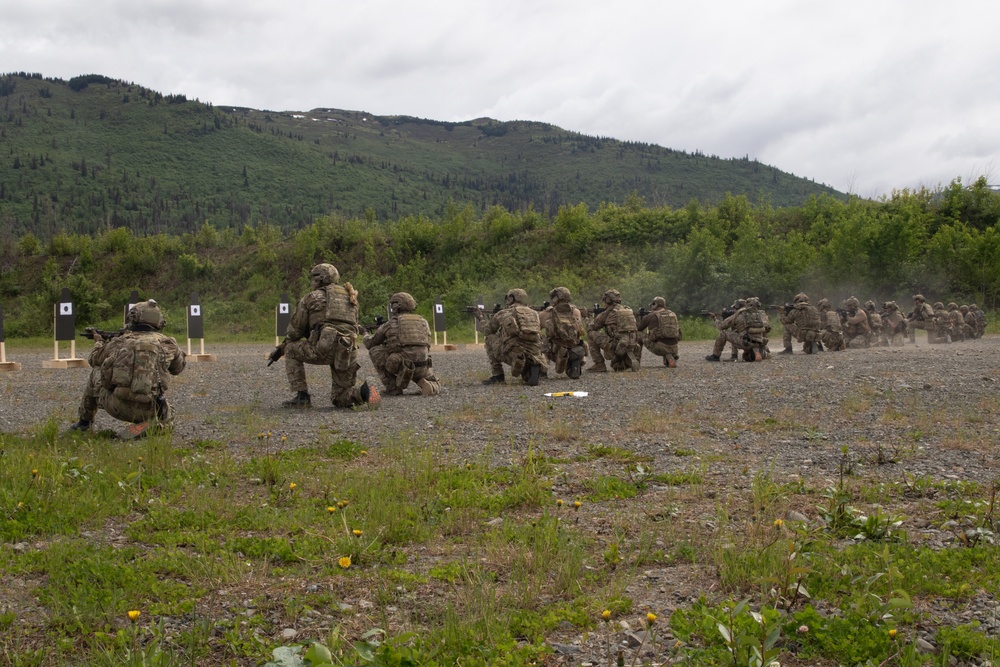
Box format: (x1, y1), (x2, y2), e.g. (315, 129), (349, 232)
(185, 293), (217, 362)
(42, 289), (88, 369)
(0, 305), (20, 371)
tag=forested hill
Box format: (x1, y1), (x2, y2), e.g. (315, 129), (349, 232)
(0, 72), (842, 237)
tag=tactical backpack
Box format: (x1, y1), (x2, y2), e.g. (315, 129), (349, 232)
(102, 335), (159, 404)
(742, 308), (767, 343)
(396, 314), (430, 347)
(322, 283), (358, 325)
(610, 306), (638, 335)
(495, 305), (541, 341)
(654, 309), (680, 341)
(549, 304), (581, 345)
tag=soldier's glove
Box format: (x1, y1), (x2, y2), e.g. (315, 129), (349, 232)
(267, 346), (285, 367)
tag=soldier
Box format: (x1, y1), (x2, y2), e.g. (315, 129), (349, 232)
(817, 298), (845, 351)
(68, 300), (186, 436)
(779, 293), (821, 354)
(961, 305), (979, 339)
(864, 300), (884, 346)
(946, 303), (967, 342)
(270, 263), (378, 408)
(908, 294), (937, 344)
(706, 297), (770, 362)
(880, 301), (908, 347)
(842, 297), (871, 348)
(971, 304), (988, 338)
(637, 296), (681, 367)
(932, 301), (952, 343)
(477, 288), (546, 385)
(587, 290), (641, 372)
(363, 292), (439, 396)
(543, 287), (587, 379)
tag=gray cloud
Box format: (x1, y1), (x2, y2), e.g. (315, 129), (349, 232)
(3, 0), (999, 196)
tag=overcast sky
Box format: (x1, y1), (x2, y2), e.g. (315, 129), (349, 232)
(5, 0), (999, 198)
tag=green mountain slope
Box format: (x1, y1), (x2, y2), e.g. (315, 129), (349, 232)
(0, 72), (843, 236)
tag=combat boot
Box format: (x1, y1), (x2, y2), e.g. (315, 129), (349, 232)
(68, 419), (92, 432)
(664, 354), (677, 368)
(359, 381), (381, 407)
(526, 363), (541, 386)
(282, 391), (312, 408)
(705, 354), (721, 362)
(779, 347), (794, 355)
(482, 373), (505, 385)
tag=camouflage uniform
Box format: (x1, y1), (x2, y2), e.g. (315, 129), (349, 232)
(864, 301), (884, 347)
(543, 287), (587, 379)
(363, 292), (440, 396)
(971, 304), (987, 338)
(842, 297), (871, 348)
(707, 297), (770, 361)
(961, 305), (979, 339)
(880, 301), (907, 347)
(481, 289), (547, 385)
(278, 263), (372, 408)
(947, 303), (969, 341)
(817, 298), (845, 351)
(72, 300), (186, 430)
(781, 293), (822, 354)
(931, 301), (952, 343)
(587, 290), (640, 372)
(637, 296), (681, 367)
(907, 294), (937, 344)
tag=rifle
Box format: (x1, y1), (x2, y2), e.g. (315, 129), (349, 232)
(636, 307), (648, 318)
(362, 315), (386, 333)
(530, 301), (551, 312)
(767, 303), (794, 315)
(589, 303), (607, 317)
(700, 308), (735, 319)
(82, 327), (126, 340)
(267, 345), (284, 367)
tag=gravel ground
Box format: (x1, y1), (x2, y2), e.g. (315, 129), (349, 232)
(3, 333), (1000, 660)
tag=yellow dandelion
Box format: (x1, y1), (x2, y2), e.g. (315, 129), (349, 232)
(557, 499), (564, 507)
(574, 501), (582, 510)
(360, 450), (367, 455)
(646, 612), (657, 625)
(267, 431), (272, 438)
(466, 463), (472, 469)
(352, 529), (363, 537)
(338, 500), (349, 508)
(127, 610), (141, 622)
(31, 469), (39, 478)
(281, 435), (287, 443)
(338, 556), (351, 569)
(137, 457), (143, 462)
(327, 506), (337, 514)
(673, 640), (683, 650)
(289, 482), (297, 490)
(773, 518), (784, 528)
(889, 628), (897, 639)
(601, 609), (611, 621)
(17, 501), (24, 509)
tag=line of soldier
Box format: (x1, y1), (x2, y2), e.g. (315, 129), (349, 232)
(473, 287), (682, 384)
(770, 292), (987, 356)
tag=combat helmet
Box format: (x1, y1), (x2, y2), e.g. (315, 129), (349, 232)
(602, 289), (622, 305)
(650, 296), (666, 308)
(884, 301), (898, 311)
(845, 296), (861, 309)
(793, 292), (810, 304)
(505, 288), (530, 306)
(310, 263), (340, 289)
(817, 298), (832, 310)
(128, 299), (166, 331)
(933, 301), (945, 310)
(865, 300), (876, 311)
(731, 298), (747, 310)
(913, 294), (926, 303)
(961, 305), (970, 314)
(947, 302), (959, 311)
(389, 292), (417, 313)
(549, 286), (572, 305)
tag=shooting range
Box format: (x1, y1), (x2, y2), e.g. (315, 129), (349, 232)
(275, 292), (291, 346)
(42, 288), (88, 369)
(0, 304), (21, 372)
(123, 290), (140, 327)
(185, 292), (217, 362)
